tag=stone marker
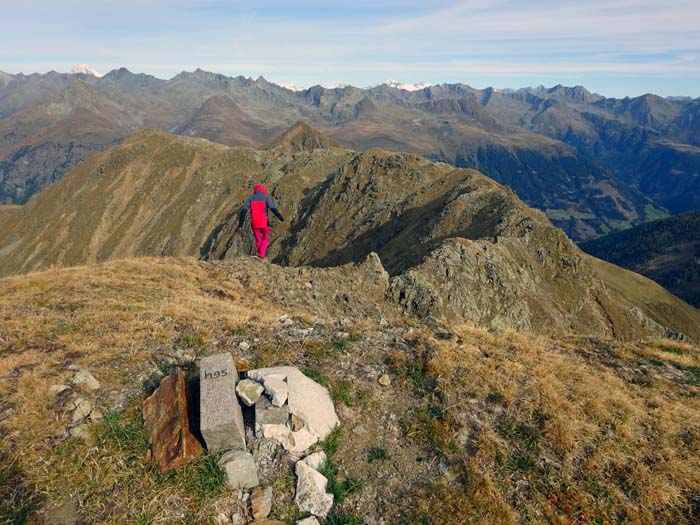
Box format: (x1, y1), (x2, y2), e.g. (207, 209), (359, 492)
(295, 461), (333, 518)
(142, 369), (204, 471)
(199, 352), (246, 452)
(251, 486), (272, 520)
(236, 379), (265, 406)
(219, 450), (259, 490)
(71, 398), (92, 423)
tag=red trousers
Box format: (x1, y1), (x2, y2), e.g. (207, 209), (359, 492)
(252, 226), (270, 258)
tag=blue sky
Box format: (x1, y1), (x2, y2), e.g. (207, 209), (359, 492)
(2, 0), (699, 97)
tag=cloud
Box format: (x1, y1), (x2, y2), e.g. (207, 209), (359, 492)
(1, 0), (699, 96)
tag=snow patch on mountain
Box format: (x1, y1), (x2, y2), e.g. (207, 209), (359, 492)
(69, 65), (103, 77)
(384, 80), (433, 91)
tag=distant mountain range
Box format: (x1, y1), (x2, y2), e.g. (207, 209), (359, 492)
(581, 211), (700, 307)
(1, 67), (698, 240)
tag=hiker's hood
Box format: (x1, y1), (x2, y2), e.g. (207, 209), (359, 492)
(253, 184), (268, 195)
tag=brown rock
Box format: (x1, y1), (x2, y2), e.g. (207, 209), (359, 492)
(143, 368), (204, 471)
(290, 414), (305, 431)
(251, 486), (272, 520)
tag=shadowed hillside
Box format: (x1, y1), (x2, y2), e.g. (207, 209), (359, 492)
(581, 211), (700, 306)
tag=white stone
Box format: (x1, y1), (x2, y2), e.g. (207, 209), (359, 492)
(262, 424), (318, 453)
(297, 518), (320, 525)
(263, 375), (289, 406)
(219, 450), (259, 490)
(48, 384), (70, 397)
(301, 451), (327, 471)
(378, 373), (391, 386)
(247, 367), (339, 440)
(69, 423), (90, 440)
(295, 461), (333, 518)
(236, 379), (264, 406)
(238, 341), (250, 351)
(72, 370), (100, 390)
(71, 398), (92, 423)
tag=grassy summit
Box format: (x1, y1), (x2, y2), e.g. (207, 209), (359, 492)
(1, 257), (699, 523)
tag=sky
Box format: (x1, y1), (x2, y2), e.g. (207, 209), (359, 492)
(1, 0), (699, 98)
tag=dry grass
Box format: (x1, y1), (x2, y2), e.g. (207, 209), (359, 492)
(3, 258), (700, 524)
(410, 326), (700, 524)
(0, 257), (282, 523)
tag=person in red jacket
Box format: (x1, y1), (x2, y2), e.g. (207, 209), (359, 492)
(237, 185), (284, 258)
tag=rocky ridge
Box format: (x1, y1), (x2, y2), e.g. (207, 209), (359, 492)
(1, 127), (698, 341)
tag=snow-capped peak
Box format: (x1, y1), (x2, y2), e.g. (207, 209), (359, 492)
(277, 82), (305, 91)
(384, 80), (433, 91)
(69, 65), (103, 77)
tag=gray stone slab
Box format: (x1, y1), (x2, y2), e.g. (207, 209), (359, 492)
(219, 450), (259, 490)
(199, 352), (245, 452)
(255, 395), (290, 437)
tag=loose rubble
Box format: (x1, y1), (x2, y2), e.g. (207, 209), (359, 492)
(219, 450), (259, 490)
(236, 379), (265, 406)
(294, 461), (333, 518)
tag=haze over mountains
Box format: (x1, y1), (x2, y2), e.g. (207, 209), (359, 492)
(2, 67), (699, 240)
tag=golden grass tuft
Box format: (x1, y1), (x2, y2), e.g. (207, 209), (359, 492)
(409, 324), (700, 524)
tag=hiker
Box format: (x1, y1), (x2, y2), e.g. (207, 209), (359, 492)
(237, 184), (284, 259)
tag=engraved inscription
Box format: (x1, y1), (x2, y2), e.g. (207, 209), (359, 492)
(204, 368), (229, 380)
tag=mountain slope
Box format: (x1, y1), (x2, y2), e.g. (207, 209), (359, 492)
(581, 211), (700, 306)
(0, 70), (681, 240)
(1, 127), (699, 340)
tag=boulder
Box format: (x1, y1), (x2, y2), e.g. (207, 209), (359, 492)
(219, 450), (259, 490)
(294, 461), (333, 518)
(248, 367), (339, 440)
(199, 352), (246, 452)
(236, 379), (264, 406)
(142, 369), (204, 471)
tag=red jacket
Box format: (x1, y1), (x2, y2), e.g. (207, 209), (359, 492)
(238, 185), (284, 228)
